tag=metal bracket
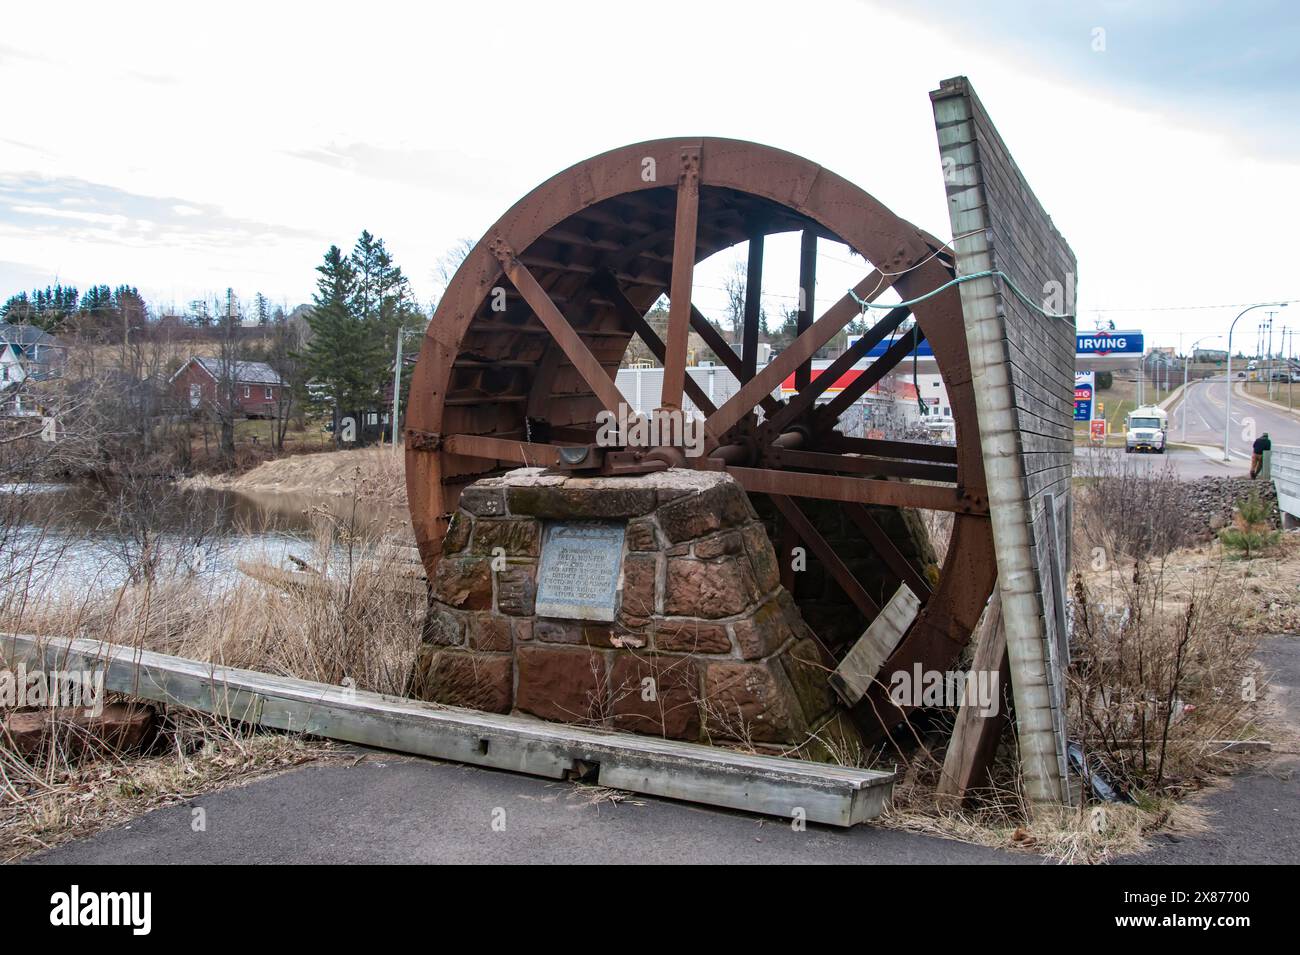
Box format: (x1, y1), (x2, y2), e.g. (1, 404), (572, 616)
(406, 429), (442, 452)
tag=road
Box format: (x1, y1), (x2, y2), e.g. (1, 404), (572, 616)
(1171, 376), (1300, 462)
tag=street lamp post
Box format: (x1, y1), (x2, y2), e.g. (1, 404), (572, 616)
(1225, 303), (1289, 462)
(1183, 334), (1222, 442)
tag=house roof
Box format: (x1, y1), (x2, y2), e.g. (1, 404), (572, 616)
(190, 356), (283, 385)
(0, 323), (57, 347)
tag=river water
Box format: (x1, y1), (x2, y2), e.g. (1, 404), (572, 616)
(0, 482), (412, 604)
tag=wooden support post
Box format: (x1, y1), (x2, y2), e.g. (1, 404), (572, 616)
(936, 590), (1011, 804)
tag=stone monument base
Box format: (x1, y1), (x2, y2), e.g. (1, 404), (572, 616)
(412, 468), (863, 758)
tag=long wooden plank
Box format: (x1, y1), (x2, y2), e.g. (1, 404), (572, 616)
(2, 632), (894, 827)
(830, 584), (921, 706)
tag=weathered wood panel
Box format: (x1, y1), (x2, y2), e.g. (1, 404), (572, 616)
(931, 76), (1076, 805)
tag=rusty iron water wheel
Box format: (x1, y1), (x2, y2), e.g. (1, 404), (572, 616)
(405, 138), (996, 739)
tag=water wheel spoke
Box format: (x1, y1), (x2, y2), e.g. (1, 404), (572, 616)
(599, 274), (717, 415)
(741, 233), (764, 381)
(771, 494), (881, 620)
(488, 238), (626, 417)
(704, 268), (897, 439)
(660, 146), (702, 411)
(763, 305), (911, 438)
(795, 230), (817, 390)
(822, 325), (928, 420)
(444, 433), (583, 469)
(843, 503), (934, 601)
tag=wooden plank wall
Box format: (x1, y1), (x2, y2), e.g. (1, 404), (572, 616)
(930, 76), (1077, 805)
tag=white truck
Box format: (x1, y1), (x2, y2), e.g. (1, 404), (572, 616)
(1124, 405), (1168, 454)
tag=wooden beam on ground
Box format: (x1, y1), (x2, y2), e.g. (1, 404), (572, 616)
(936, 590), (1011, 804)
(2, 632), (895, 827)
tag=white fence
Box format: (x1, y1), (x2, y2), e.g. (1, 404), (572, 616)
(1271, 445), (1300, 528)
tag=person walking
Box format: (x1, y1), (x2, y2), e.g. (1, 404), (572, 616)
(1251, 431), (1272, 479)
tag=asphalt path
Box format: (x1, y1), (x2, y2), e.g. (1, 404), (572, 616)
(27, 633), (1300, 865)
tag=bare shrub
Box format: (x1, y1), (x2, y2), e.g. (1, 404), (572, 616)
(1076, 448), (1187, 562)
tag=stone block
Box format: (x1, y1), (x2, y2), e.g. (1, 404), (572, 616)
(470, 518), (541, 558)
(465, 614), (512, 652)
(414, 647), (512, 713)
(664, 556), (750, 618)
(515, 645), (608, 723)
(431, 557), (493, 611)
(459, 485), (506, 517)
(609, 654), (701, 740)
(506, 484), (656, 519)
(653, 619), (733, 655)
(496, 565), (536, 616)
(702, 659), (801, 744)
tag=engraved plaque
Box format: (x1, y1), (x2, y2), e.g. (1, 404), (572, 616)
(535, 521), (626, 621)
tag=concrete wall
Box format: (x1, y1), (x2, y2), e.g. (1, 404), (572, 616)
(931, 76), (1078, 805)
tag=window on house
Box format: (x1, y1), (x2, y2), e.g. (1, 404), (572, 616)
(265, 386), (273, 399)
(243, 385), (250, 398)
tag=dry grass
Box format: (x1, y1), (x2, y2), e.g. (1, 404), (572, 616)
(0, 502), (425, 861)
(0, 709), (336, 863)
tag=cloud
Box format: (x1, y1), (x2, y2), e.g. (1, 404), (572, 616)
(285, 142), (512, 197)
(0, 173), (325, 251)
(875, 0), (1300, 155)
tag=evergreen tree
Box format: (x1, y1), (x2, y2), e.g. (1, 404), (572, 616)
(305, 245), (371, 436)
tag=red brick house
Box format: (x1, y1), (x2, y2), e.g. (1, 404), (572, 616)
(170, 356), (285, 419)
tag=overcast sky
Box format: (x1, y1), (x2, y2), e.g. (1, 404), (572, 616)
(1, 0), (1296, 349)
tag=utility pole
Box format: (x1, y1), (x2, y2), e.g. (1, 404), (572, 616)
(390, 329), (406, 454)
(1226, 303), (1289, 462)
(1266, 312), (1278, 400)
